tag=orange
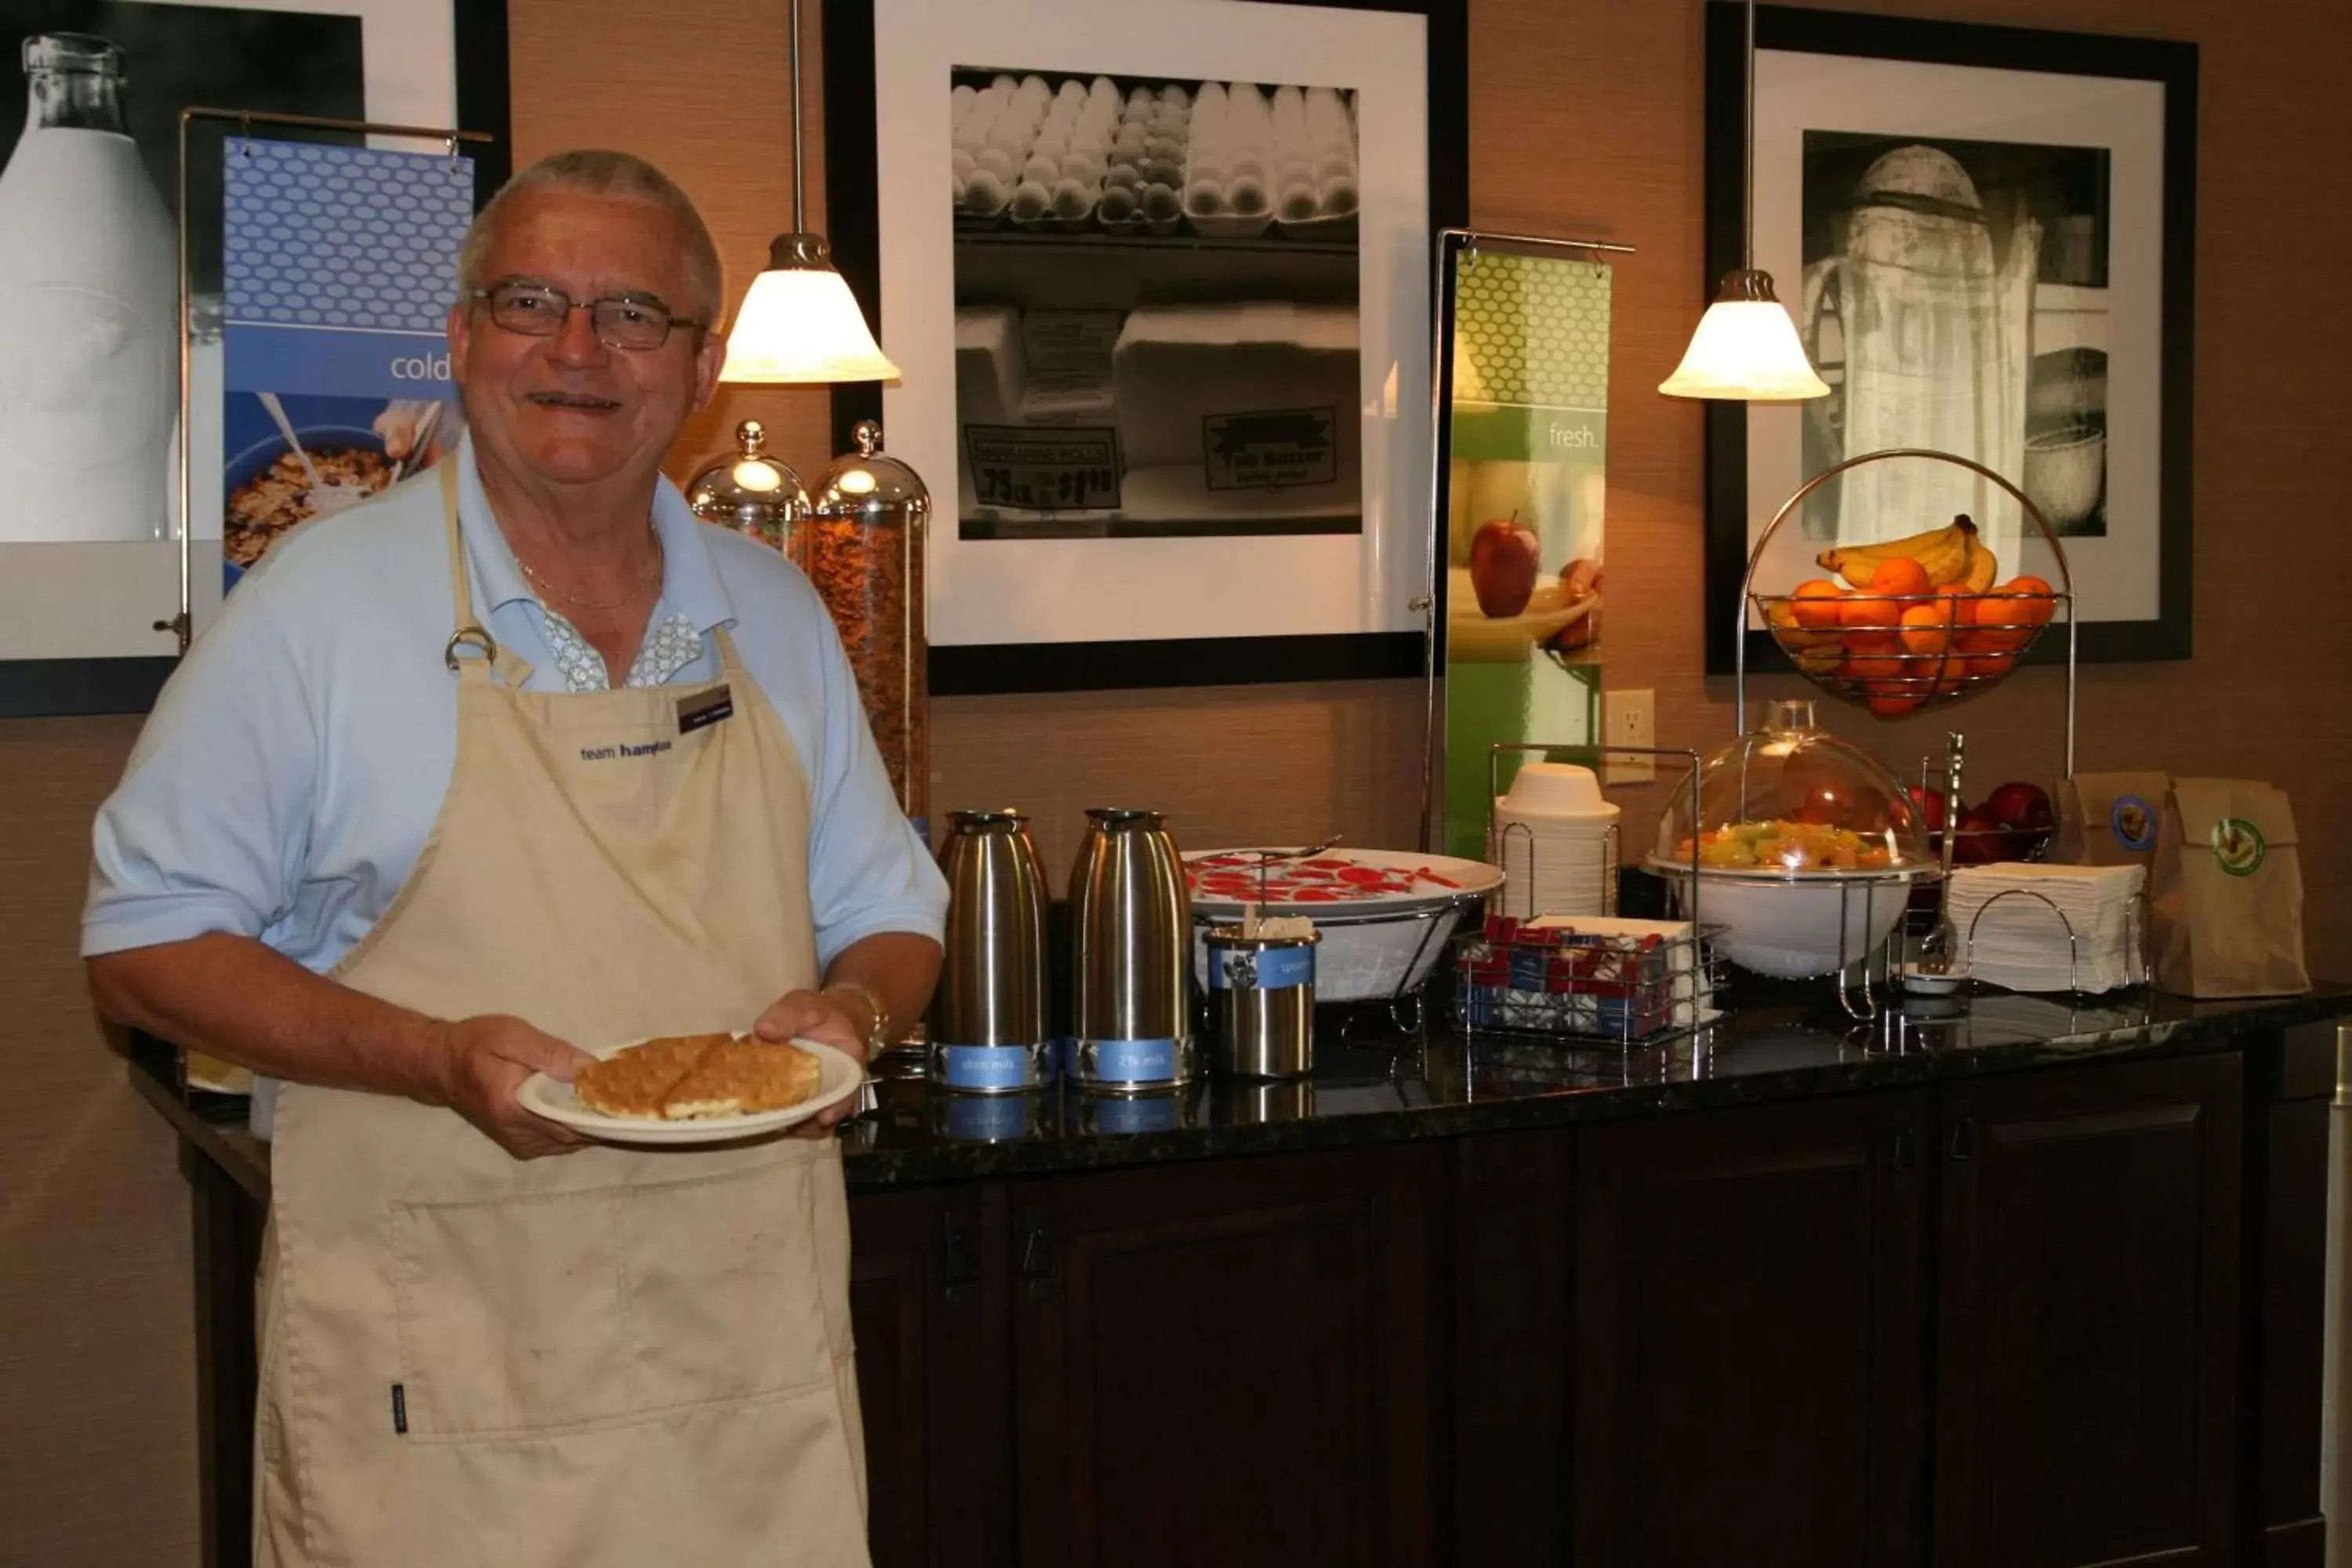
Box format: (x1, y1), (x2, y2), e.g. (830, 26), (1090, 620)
(1969, 591), (2031, 653)
(1838, 589), (1900, 634)
(1791, 579), (1845, 630)
(1967, 650), (2017, 678)
(1841, 648), (1904, 681)
(1862, 557), (1933, 600)
(2004, 575), (2057, 627)
(1864, 677), (1929, 718)
(1898, 603), (1952, 656)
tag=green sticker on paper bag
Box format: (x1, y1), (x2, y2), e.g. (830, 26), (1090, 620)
(2210, 817), (2265, 877)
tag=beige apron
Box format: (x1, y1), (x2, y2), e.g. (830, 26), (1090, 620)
(252, 465), (869, 1567)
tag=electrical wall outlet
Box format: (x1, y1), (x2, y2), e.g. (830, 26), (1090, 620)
(1605, 688), (1655, 783)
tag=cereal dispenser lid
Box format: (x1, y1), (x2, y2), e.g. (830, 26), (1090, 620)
(1654, 698), (1929, 875)
(811, 419), (930, 528)
(684, 419), (808, 546)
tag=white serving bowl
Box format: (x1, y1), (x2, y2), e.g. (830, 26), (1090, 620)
(1185, 848), (1503, 1003)
(1648, 861), (1926, 980)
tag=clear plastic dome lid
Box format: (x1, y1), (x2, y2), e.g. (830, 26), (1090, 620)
(1653, 698), (1927, 875)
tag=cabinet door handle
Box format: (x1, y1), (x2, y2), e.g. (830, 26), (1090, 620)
(1948, 1116), (1976, 1163)
(940, 1207), (979, 1306)
(1893, 1127), (1917, 1174)
(1018, 1206), (1059, 1302)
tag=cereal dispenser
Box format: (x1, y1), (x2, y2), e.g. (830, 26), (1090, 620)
(807, 420), (930, 840)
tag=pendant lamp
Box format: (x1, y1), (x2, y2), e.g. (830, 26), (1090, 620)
(720, 0), (899, 383)
(1658, 0), (1829, 401)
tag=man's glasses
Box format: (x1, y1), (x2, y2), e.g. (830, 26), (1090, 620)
(469, 281), (706, 352)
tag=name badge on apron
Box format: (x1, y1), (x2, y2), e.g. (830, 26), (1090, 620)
(677, 684), (734, 735)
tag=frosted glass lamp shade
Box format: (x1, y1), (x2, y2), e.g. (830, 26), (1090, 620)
(1658, 270), (1830, 402)
(719, 234), (900, 384)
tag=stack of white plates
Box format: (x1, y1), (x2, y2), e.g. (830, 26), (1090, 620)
(1947, 862), (2145, 993)
(1490, 762), (1621, 920)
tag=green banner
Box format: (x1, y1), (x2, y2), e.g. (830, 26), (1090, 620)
(1441, 250), (1613, 862)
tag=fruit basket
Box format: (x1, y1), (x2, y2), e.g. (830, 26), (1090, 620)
(1740, 448), (2077, 722)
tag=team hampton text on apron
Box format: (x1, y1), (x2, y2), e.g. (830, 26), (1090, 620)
(253, 464), (870, 1566)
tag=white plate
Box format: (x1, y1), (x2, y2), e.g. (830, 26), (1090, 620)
(519, 1036), (864, 1145)
(1185, 846), (1504, 916)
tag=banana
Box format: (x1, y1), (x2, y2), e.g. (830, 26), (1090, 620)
(1955, 534), (1999, 593)
(1766, 598), (1838, 651)
(1817, 514), (1980, 590)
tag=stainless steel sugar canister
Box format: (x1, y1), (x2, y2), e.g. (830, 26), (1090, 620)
(1067, 808), (1196, 1092)
(1207, 925), (1319, 1079)
(929, 809), (1052, 1094)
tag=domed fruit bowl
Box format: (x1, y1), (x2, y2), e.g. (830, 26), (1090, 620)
(1646, 699), (1936, 980)
(1742, 449), (2074, 720)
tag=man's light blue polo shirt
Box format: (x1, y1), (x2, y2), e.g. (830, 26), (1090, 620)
(82, 437), (947, 982)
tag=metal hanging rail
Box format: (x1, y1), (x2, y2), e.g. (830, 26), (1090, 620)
(162, 107), (495, 653)
(1418, 226), (1637, 854)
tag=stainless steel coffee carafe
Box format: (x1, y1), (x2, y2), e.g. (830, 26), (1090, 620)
(1067, 807), (1196, 1092)
(929, 809), (1053, 1093)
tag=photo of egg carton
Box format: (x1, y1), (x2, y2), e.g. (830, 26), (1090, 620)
(953, 71), (1131, 232)
(1182, 82), (1359, 241)
(1098, 81), (1192, 236)
(952, 69), (1358, 245)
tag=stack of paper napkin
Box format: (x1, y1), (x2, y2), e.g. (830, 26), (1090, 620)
(1945, 862), (2145, 993)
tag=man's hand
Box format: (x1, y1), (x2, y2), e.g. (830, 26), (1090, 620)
(753, 989), (869, 1135)
(430, 1014), (596, 1160)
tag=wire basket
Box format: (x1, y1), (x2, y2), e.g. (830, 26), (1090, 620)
(1740, 448), (2078, 722)
(1450, 913), (1722, 1046)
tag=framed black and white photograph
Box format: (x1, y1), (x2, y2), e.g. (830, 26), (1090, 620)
(0, 0), (508, 717)
(826, 0), (1468, 694)
(1698, 5), (2196, 673)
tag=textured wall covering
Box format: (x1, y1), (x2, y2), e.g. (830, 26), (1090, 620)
(3, 0), (2348, 1555)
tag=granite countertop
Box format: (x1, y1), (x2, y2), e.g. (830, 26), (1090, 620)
(128, 982), (2352, 1199)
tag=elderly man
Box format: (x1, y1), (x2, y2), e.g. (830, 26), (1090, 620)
(83, 151), (940, 1566)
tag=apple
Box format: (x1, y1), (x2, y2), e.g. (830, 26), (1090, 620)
(1905, 784), (1948, 834)
(1468, 514), (1541, 619)
(1984, 780), (2055, 835)
(1951, 807), (2014, 865)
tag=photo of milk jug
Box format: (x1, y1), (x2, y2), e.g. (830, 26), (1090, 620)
(0, 34), (177, 543)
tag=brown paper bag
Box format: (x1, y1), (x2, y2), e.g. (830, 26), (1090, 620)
(2056, 771), (2171, 867)
(2150, 778), (2310, 998)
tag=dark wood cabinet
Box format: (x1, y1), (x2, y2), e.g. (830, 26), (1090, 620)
(1452, 1129), (1573, 1564)
(1570, 1091), (1931, 1568)
(140, 1021), (2339, 1568)
(1007, 1144), (1439, 1568)
(848, 1186), (1011, 1568)
(1933, 1054), (2243, 1568)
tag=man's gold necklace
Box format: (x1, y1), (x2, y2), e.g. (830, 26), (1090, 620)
(516, 533), (665, 613)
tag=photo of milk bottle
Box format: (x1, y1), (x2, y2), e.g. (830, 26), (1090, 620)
(0, 34), (177, 543)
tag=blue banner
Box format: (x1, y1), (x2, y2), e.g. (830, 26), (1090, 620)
(219, 138), (473, 585)
(224, 325), (456, 400)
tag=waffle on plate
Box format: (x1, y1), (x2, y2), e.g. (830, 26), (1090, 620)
(573, 1032), (825, 1121)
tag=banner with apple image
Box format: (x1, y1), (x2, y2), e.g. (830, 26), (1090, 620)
(1439, 248), (1612, 862)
